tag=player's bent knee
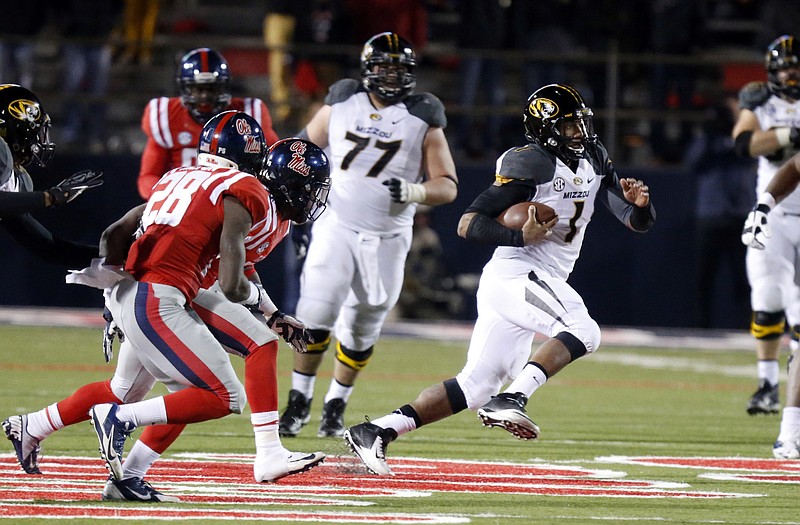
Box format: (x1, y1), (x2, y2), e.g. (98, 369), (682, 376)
(228, 383), (247, 414)
(751, 310), (785, 340)
(306, 329), (332, 354)
(110, 377), (154, 404)
(559, 319), (601, 357)
(457, 375), (501, 410)
(335, 342), (374, 371)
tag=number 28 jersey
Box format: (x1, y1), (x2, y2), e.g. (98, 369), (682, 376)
(126, 165), (271, 300)
(323, 79), (446, 234)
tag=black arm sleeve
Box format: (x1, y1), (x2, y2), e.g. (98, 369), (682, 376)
(465, 214), (524, 246)
(463, 182), (532, 246)
(1, 214), (99, 268)
(0, 191), (47, 217)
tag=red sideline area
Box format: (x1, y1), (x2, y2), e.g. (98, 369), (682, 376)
(0, 306), (753, 351)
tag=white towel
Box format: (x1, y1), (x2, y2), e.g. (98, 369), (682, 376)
(355, 233), (388, 306)
(65, 257), (133, 290)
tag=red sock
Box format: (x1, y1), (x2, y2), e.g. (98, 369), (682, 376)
(139, 424), (187, 454)
(162, 388), (230, 424)
(57, 380), (120, 426)
(244, 341), (279, 413)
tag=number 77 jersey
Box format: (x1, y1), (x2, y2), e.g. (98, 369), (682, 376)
(323, 79), (446, 234)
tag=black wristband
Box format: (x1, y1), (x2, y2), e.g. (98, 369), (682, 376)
(465, 213), (525, 247)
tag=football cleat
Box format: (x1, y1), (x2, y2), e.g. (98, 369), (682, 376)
(278, 390), (311, 437)
(90, 403), (136, 481)
(3, 415), (42, 474)
(746, 379), (780, 415)
(102, 476), (180, 503)
(254, 449), (325, 482)
(343, 421), (397, 476)
(318, 398), (346, 437)
(477, 392), (540, 440)
(773, 430), (800, 459)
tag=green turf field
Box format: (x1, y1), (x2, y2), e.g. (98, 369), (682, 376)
(0, 324), (797, 524)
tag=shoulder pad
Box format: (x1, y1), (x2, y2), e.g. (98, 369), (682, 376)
(739, 81), (771, 110)
(495, 143), (556, 185)
(404, 93), (447, 128)
(325, 79), (361, 105)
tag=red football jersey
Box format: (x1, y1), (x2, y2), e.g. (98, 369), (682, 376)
(126, 164), (271, 300)
(138, 96), (280, 200)
(200, 200), (291, 289)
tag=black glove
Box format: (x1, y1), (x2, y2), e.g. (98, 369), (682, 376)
(291, 222), (311, 261)
(47, 169), (104, 206)
(790, 127), (800, 148)
(266, 310), (313, 353)
(102, 306), (124, 363)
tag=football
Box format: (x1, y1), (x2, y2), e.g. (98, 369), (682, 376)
(496, 202), (557, 230)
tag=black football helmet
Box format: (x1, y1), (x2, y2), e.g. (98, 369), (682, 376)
(523, 84), (596, 162)
(766, 35), (800, 100)
(198, 110), (265, 175)
(360, 32), (417, 104)
(177, 47), (232, 124)
(260, 138), (331, 224)
(0, 84), (54, 167)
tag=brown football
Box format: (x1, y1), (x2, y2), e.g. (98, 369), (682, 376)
(496, 201), (557, 230)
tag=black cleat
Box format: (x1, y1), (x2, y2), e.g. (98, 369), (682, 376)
(477, 392), (540, 440)
(318, 398), (346, 437)
(278, 390), (312, 437)
(343, 421), (396, 475)
(747, 379), (780, 415)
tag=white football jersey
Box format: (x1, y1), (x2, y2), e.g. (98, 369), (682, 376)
(322, 79), (446, 234)
(492, 142), (640, 280)
(741, 82), (800, 214)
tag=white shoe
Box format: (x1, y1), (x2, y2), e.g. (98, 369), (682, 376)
(254, 448), (325, 482)
(773, 430), (800, 459)
(343, 422), (396, 476)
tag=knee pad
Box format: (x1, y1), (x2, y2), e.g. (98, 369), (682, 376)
(562, 319), (601, 355)
(751, 311), (785, 340)
(306, 329), (332, 354)
(443, 378), (468, 414)
(335, 342), (374, 371)
(110, 375), (155, 404)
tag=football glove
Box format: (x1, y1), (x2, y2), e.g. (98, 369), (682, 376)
(101, 307), (124, 363)
(291, 222), (311, 261)
(266, 310), (313, 353)
(47, 169), (104, 206)
(383, 177), (426, 203)
(741, 203), (771, 250)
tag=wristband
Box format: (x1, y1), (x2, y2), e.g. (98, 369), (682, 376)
(239, 282), (260, 305)
(775, 127), (792, 148)
(407, 183), (427, 203)
(757, 192), (776, 211)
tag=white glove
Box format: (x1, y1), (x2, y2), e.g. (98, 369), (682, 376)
(101, 307), (124, 363)
(741, 203), (771, 250)
(266, 311), (313, 353)
(382, 177), (427, 203)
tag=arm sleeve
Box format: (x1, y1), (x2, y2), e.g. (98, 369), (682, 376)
(0, 191), (47, 217)
(599, 172), (656, 232)
(463, 181), (532, 246)
(1, 214), (99, 267)
(137, 138), (170, 200)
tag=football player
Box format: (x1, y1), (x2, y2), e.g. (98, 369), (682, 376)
(137, 47), (280, 200)
(277, 32), (459, 438)
(732, 34), (800, 416)
(742, 149), (800, 458)
(0, 83), (103, 265)
(3, 116), (330, 501)
(343, 84), (655, 475)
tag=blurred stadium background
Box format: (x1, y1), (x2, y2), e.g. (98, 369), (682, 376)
(0, 0), (786, 329)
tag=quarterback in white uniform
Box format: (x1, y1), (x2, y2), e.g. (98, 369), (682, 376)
(343, 84), (655, 476)
(278, 32), (458, 438)
(733, 34), (800, 416)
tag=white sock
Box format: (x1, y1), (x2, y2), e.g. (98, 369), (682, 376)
(371, 411), (417, 437)
(291, 371), (316, 400)
(121, 440), (161, 480)
(26, 403), (63, 440)
(779, 407), (800, 440)
(506, 363), (548, 397)
(324, 379), (353, 404)
(115, 398), (167, 427)
(251, 411), (281, 451)
(758, 360), (780, 386)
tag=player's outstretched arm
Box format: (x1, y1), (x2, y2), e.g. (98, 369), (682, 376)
(100, 204), (146, 265)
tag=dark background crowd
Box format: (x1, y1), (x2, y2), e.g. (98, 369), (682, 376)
(1, 0), (793, 330)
